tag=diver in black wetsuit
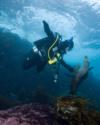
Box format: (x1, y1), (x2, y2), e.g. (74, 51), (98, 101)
(23, 21), (74, 82)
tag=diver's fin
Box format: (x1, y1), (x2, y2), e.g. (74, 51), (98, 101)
(43, 20), (54, 38)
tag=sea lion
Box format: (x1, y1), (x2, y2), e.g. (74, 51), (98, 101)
(70, 56), (93, 95)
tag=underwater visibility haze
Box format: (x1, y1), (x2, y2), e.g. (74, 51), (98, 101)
(0, 1), (100, 124)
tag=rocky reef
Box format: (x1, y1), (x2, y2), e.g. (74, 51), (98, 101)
(0, 96), (100, 125)
(0, 103), (55, 125)
(56, 96), (100, 125)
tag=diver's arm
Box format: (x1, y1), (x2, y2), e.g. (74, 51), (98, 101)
(43, 20), (54, 38)
(60, 59), (74, 72)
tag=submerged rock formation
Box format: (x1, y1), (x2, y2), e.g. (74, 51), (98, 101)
(0, 97), (100, 125)
(56, 96), (100, 125)
(0, 103), (54, 125)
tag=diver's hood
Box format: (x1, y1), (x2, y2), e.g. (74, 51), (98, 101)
(58, 37), (74, 53)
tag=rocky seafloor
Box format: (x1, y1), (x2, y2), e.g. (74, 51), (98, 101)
(0, 98), (100, 125)
(0, 103), (55, 125)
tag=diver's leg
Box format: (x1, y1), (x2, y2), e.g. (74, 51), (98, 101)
(36, 52), (47, 72)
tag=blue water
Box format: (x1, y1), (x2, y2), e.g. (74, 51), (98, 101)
(0, 0), (100, 109)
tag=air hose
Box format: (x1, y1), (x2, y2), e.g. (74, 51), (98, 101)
(48, 34), (60, 64)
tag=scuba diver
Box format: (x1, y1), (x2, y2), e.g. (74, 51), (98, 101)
(70, 56), (93, 95)
(23, 20), (74, 83)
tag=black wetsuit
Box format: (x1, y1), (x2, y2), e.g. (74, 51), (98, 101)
(23, 21), (74, 72)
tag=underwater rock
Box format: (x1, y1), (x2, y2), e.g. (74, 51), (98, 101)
(0, 95), (20, 110)
(55, 96), (100, 125)
(0, 103), (55, 125)
(0, 100), (100, 125)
